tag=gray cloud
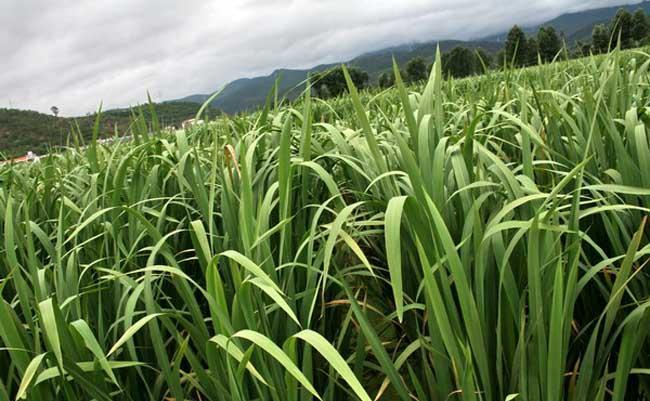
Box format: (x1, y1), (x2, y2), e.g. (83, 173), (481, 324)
(0, 0), (639, 115)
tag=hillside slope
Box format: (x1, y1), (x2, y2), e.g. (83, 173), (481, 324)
(176, 40), (501, 114)
(0, 102), (217, 158)
(484, 0), (650, 42)
(178, 1), (650, 116)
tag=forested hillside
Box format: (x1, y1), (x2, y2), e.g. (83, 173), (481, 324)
(176, 40), (501, 114)
(0, 102), (217, 158)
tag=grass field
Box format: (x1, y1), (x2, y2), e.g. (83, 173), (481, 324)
(0, 47), (649, 401)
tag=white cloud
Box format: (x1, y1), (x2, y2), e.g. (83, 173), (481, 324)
(0, 0), (639, 115)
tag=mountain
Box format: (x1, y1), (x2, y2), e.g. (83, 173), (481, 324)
(352, 40), (501, 76)
(175, 1), (650, 116)
(483, 1), (650, 42)
(174, 40), (501, 114)
(176, 65), (335, 115)
(0, 102), (217, 158)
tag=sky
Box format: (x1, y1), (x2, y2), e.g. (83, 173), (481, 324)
(0, 0), (639, 116)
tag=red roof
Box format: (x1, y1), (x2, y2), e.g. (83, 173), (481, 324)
(0, 155), (33, 165)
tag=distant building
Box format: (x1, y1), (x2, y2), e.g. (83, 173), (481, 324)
(181, 118), (204, 129)
(0, 150), (40, 165)
(26, 151), (39, 162)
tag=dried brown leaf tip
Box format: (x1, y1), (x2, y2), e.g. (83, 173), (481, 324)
(224, 144), (240, 175)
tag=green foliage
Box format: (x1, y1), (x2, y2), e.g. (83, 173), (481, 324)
(378, 72), (396, 88)
(475, 47), (493, 70)
(1, 46), (650, 401)
(311, 66), (369, 98)
(572, 40), (592, 58)
(584, 8), (650, 55)
(538, 26), (562, 62)
(442, 47), (479, 78)
(378, 72), (391, 88)
(405, 57), (428, 83)
(592, 23), (610, 53)
(526, 36), (539, 65)
(632, 8), (650, 42)
(611, 8), (634, 48)
(0, 102), (216, 158)
(437, 47), (492, 79)
(505, 24), (528, 66)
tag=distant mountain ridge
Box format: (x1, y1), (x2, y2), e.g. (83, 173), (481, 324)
(482, 1), (650, 42)
(176, 1), (650, 114)
(175, 40), (501, 114)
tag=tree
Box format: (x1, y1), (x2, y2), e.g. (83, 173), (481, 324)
(537, 26), (561, 63)
(592, 24), (609, 54)
(310, 66), (369, 99)
(350, 68), (369, 89)
(632, 8), (649, 43)
(475, 48), (492, 71)
(505, 25), (528, 67)
(442, 47), (478, 78)
(406, 57), (428, 83)
(50, 106), (59, 117)
(573, 40), (592, 58)
(378, 72), (393, 88)
(495, 49), (507, 68)
(610, 8), (634, 48)
(526, 37), (539, 66)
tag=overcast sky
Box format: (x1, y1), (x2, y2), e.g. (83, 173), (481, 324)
(0, 0), (638, 116)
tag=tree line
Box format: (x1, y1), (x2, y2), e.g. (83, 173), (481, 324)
(379, 47), (494, 88)
(501, 25), (562, 67)
(303, 7), (650, 100)
(311, 24), (566, 96)
(0, 102), (214, 157)
(584, 8), (649, 54)
(504, 7), (650, 64)
(311, 47), (495, 99)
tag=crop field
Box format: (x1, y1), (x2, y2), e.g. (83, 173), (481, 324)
(1, 48), (649, 401)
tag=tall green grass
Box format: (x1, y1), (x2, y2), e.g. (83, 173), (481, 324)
(0, 47), (649, 401)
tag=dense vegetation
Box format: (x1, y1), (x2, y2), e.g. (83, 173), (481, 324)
(0, 102), (216, 158)
(310, 67), (370, 99)
(497, 6), (650, 69)
(0, 45), (649, 401)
